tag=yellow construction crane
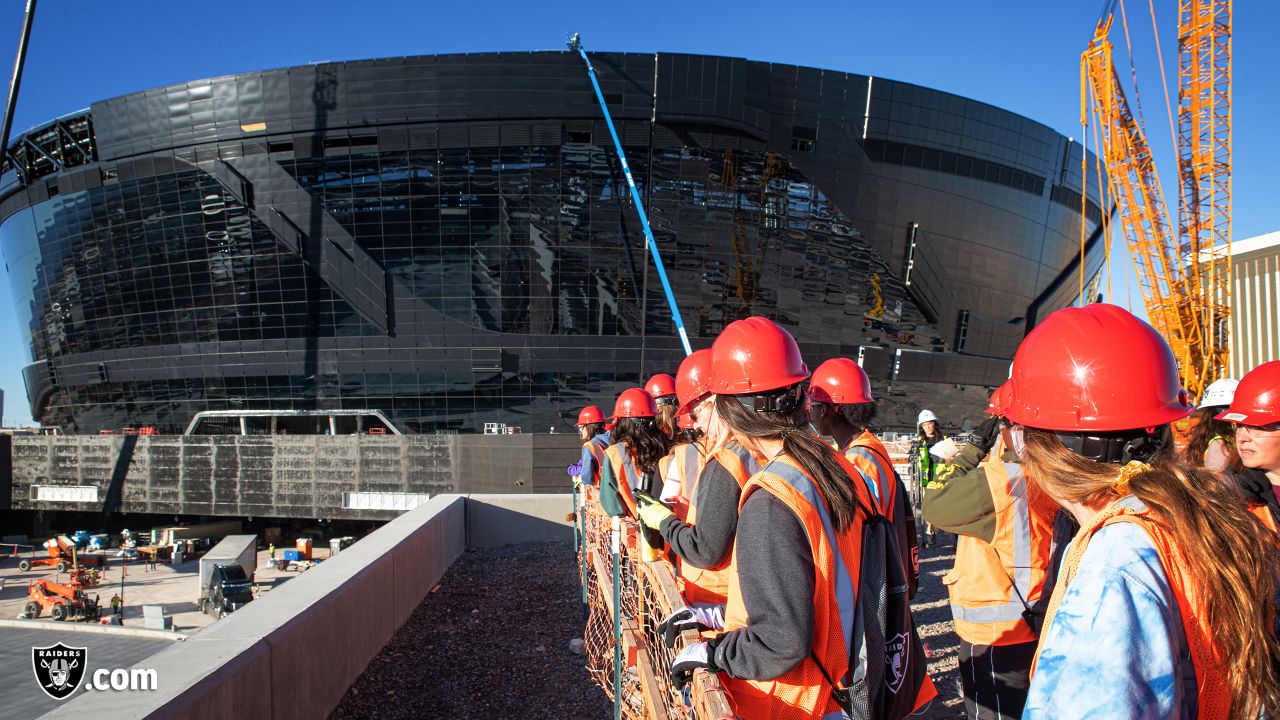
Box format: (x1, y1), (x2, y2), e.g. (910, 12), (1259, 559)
(1081, 0), (1231, 401)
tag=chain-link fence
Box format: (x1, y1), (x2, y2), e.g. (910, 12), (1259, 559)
(575, 487), (739, 720)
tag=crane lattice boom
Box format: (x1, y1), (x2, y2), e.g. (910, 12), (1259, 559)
(1081, 0), (1231, 402)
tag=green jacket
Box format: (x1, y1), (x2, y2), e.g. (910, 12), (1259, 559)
(920, 442), (1017, 543)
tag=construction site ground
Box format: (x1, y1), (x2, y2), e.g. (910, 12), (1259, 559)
(0, 625), (172, 719)
(331, 541), (612, 720)
(0, 547), (330, 633)
(331, 539), (966, 720)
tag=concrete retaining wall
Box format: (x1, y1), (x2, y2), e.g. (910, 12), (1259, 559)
(41, 493), (574, 720)
(8, 434), (576, 519)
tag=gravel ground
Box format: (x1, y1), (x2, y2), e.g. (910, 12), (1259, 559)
(330, 538), (965, 720)
(330, 541), (610, 720)
(912, 539), (967, 719)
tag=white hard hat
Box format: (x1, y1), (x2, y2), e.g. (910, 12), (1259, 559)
(917, 409), (938, 427)
(1200, 378), (1238, 409)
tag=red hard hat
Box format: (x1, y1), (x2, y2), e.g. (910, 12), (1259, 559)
(1216, 361), (1280, 425)
(1003, 304), (1192, 432)
(675, 350), (714, 415)
(708, 316), (809, 395)
(613, 388), (658, 419)
(677, 413), (696, 430)
(808, 358), (874, 405)
(646, 374), (677, 399)
(576, 405), (605, 426)
(986, 381), (1012, 416)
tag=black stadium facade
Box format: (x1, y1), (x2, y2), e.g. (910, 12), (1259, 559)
(1, 51), (1106, 437)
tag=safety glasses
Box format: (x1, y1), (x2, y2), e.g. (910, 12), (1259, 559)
(1234, 422), (1280, 438)
(1009, 424), (1027, 458)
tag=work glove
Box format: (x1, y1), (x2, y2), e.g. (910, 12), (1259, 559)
(670, 639), (720, 689)
(969, 416), (1002, 456)
(636, 492), (675, 531)
(566, 462), (582, 477)
(658, 604), (726, 648)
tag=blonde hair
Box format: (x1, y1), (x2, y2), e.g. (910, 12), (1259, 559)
(1021, 427), (1280, 716)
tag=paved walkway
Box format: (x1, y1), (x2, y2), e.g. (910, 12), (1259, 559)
(0, 626), (171, 719)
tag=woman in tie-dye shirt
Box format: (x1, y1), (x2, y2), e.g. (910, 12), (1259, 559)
(998, 304), (1280, 719)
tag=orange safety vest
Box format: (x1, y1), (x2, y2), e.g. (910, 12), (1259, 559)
(842, 430), (898, 519)
(603, 443), (645, 518)
(660, 441), (705, 520)
(943, 456), (1056, 646)
(677, 442), (758, 605)
(1249, 503), (1279, 533)
(583, 435), (609, 485)
(722, 454), (871, 719)
(1033, 497), (1231, 717)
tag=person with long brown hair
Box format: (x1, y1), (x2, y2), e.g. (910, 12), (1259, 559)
(598, 388), (672, 519)
(1216, 361), (1280, 530)
(664, 317), (935, 719)
(647, 373), (679, 439)
(1182, 377), (1242, 473)
(1003, 304), (1280, 719)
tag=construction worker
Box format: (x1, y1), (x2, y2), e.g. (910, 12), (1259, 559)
(638, 348), (759, 605)
(653, 352), (712, 516)
(647, 373), (679, 439)
(916, 409), (946, 547)
(1182, 377), (1242, 473)
(1217, 361), (1280, 530)
(574, 405), (610, 486)
(110, 592), (122, 616)
(807, 357), (918, 596)
(598, 388), (671, 518)
(1005, 305), (1280, 718)
(665, 317), (935, 718)
(922, 382), (1058, 720)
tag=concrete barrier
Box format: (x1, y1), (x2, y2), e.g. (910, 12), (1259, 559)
(40, 493), (577, 720)
(464, 493), (574, 548)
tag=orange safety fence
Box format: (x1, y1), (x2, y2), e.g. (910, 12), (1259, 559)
(575, 485), (740, 720)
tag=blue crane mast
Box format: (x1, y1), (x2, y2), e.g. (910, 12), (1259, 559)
(567, 33), (693, 356)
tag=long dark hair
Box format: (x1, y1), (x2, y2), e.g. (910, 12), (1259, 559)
(716, 390), (870, 532)
(581, 422), (606, 439)
(1021, 426), (1280, 716)
(1183, 407), (1243, 473)
(611, 417), (672, 477)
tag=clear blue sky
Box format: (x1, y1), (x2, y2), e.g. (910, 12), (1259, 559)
(0, 0), (1276, 426)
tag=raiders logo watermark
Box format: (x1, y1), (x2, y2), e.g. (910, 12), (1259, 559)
(885, 632), (909, 694)
(33, 643), (87, 700)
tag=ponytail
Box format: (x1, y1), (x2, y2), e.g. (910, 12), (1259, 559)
(715, 392), (869, 532)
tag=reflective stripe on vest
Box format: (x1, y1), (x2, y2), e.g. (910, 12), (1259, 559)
(618, 448), (642, 492)
(845, 440), (895, 515)
(586, 437), (608, 482)
(949, 462), (1033, 625)
(766, 461), (858, 667)
(679, 443), (704, 501)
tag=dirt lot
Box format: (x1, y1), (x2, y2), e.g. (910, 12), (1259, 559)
(0, 548), (324, 632)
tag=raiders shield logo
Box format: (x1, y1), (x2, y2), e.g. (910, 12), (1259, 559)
(885, 632), (909, 694)
(32, 643), (87, 700)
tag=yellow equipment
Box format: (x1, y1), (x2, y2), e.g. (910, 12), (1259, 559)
(1081, 0), (1231, 401)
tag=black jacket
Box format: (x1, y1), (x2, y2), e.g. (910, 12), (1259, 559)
(1230, 467), (1280, 527)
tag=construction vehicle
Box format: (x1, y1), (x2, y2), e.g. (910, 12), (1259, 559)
(1081, 0), (1231, 401)
(200, 564), (254, 619)
(22, 577), (102, 622)
(197, 535), (257, 609)
(17, 536), (107, 573)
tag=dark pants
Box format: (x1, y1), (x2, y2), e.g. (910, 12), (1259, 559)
(958, 640), (1035, 720)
